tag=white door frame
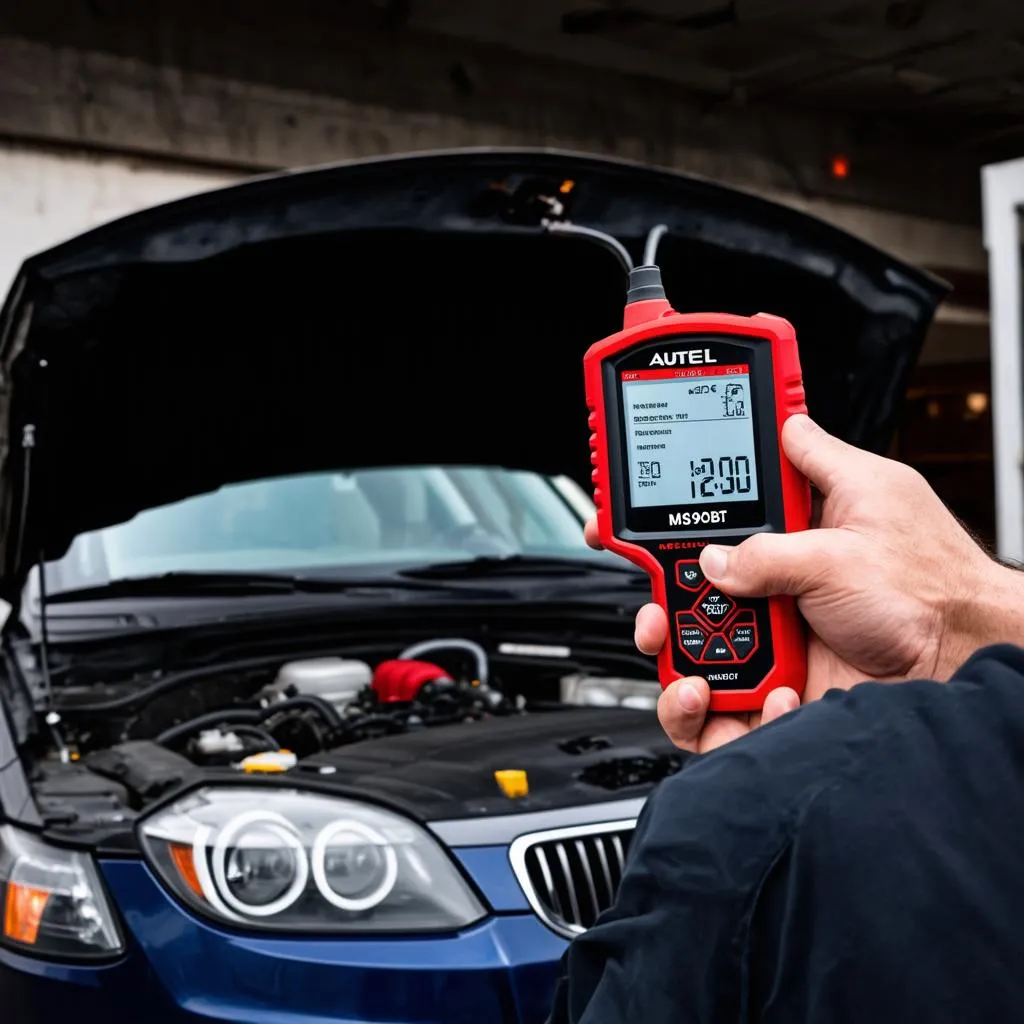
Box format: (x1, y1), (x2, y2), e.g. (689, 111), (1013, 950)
(982, 157), (1024, 565)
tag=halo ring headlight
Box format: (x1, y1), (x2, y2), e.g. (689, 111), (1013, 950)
(191, 823), (243, 922)
(312, 820), (398, 912)
(211, 810), (309, 918)
(140, 788), (487, 933)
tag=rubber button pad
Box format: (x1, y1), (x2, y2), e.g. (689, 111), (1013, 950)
(673, 560), (762, 665)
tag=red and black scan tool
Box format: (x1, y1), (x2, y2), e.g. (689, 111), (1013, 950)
(581, 225), (811, 712)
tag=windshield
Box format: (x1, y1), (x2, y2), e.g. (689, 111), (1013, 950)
(39, 466), (613, 594)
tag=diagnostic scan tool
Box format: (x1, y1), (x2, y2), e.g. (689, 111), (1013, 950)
(576, 224), (811, 712)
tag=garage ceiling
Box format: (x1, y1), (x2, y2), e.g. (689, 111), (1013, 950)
(4, 0), (1021, 159)
(378, 0), (1024, 157)
(0, 0), (1014, 226)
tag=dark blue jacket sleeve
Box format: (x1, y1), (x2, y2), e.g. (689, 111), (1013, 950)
(545, 751), (797, 1024)
(548, 645), (1024, 1024)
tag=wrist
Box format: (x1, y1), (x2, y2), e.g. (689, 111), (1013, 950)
(938, 557), (1024, 678)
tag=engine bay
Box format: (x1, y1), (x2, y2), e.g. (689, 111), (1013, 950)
(49, 638), (546, 766)
(16, 635), (680, 848)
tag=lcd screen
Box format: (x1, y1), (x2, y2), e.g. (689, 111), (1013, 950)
(621, 364), (759, 508)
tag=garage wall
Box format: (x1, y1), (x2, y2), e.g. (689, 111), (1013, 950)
(0, 140), (240, 297)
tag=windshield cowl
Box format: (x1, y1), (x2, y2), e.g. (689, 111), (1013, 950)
(39, 569), (520, 604)
(25, 573), (650, 653)
(400, 554), (644, 580)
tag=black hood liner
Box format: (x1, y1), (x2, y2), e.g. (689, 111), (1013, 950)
(0, 149), (947, 598)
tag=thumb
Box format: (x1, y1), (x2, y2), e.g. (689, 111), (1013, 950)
(699, 528), (850, 598)
(782, 414), (876, 497)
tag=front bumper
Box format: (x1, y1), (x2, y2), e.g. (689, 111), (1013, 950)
(1, 850), (567, 1024)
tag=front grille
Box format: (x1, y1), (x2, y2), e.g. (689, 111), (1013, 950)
(509, 819), (636, 938)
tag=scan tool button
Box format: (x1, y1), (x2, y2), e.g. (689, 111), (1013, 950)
(728, 620), (758, 660)
(696, 588), (735, 627)
(675, 560), (705, 591)
(702, 635), (735, 662)
(676, 613), (709, 661)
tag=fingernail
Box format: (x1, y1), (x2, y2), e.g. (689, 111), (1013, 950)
(700, 545), (728, 580)
(677, 683), (702, 714)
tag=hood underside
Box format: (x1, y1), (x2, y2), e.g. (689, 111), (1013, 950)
(0, 148), (948, 597)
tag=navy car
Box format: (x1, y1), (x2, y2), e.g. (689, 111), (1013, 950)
(0, 149), (945, 1022)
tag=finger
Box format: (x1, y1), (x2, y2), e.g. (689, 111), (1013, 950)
(782, 414), (877, 497)
(634, 602), (668, 655)
(696, 714), (757, 753)
(760, 686), (800, 725)
(697, 688), (800, 754)
(583, 518), (602, 550)
(657, 677), (711, 751)
(698, 528), (852, 598)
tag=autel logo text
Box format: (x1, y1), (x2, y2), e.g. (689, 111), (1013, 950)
(669, 510), (728, 526)
(649, 349), (718, 367)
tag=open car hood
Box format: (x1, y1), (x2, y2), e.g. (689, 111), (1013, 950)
(0, 148), (947, 598)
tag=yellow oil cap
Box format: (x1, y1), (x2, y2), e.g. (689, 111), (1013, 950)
(494, 769), (529, 799)
(239, 750), (297, 774)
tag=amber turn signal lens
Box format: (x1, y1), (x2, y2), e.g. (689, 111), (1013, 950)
(3, 882), (51, 945)
(168, 842), (205, 899)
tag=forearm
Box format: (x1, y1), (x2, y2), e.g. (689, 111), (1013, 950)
(940, 558), (1024, 677)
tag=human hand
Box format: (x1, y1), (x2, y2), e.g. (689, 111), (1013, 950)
(585, 414), (1015, 754)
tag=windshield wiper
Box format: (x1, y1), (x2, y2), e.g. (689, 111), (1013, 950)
(44, 570), (482, 603)
(400, 554), (645, 580)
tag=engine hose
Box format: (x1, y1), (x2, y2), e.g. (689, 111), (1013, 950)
(229, 725), (280, 749)
(338, 713), (408, 736)
(156, 695), (343, 748)
(63, 654), (295, 715)
(156, 709), (262, 747)
(256, 694), (344, 730)
(397, 638), (489, 686)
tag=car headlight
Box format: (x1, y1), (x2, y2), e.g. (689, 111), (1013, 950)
(0, 825), (123, 958)
(560, 673), (659, 711)
(139, 788), (487, 933)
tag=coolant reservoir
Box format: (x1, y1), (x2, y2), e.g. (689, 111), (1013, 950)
(274, 658), (373, 710)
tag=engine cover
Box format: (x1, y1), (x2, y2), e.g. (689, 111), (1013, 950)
(295, 706), (685, 820)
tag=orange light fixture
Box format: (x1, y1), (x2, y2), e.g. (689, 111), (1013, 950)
(966, 392), (989, 414)
(830, 155), (850, 179)
(3, 882), (51, 945)
(168, 843), (205, 899)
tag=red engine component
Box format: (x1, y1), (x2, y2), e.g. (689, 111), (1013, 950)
(371, 659), (453, 703)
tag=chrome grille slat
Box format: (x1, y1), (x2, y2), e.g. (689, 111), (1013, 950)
(508, 819), (637, 940)
(554, 842), (582, 927)
(575, 838), (600, 918)
(533, 845), (563, 919)
(594, 835), (615, 899)
(611, 833), (625, 872)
